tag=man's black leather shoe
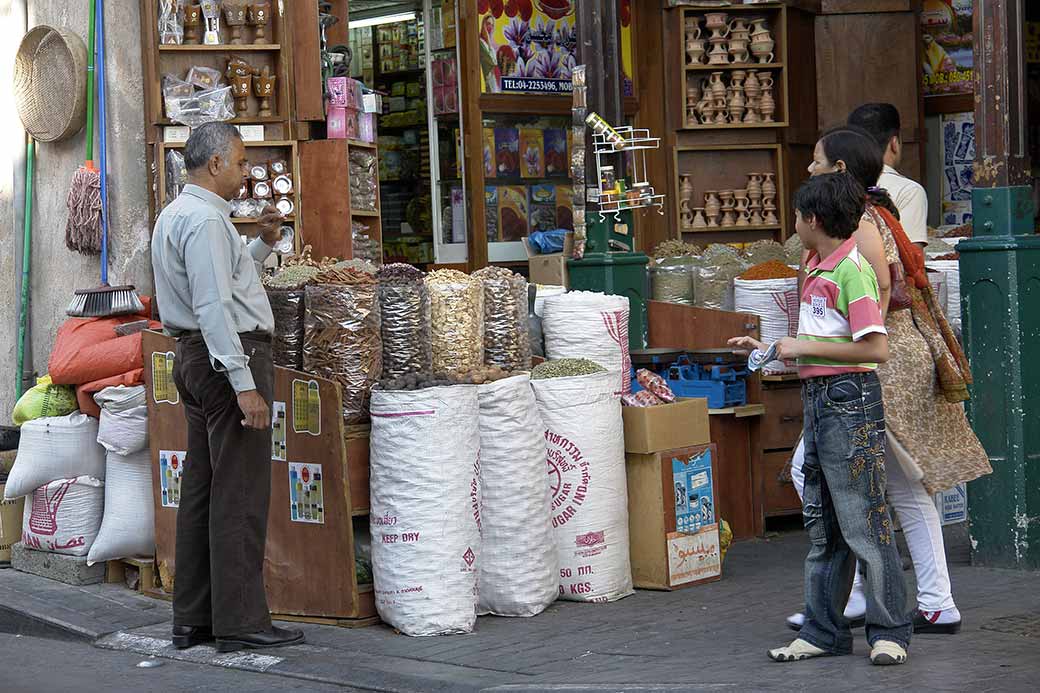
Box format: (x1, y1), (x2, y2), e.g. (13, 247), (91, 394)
(215, 625), (305, 653)
(172, 625), (214, 649)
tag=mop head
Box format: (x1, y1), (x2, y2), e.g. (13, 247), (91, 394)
(65, 166), (102, 255)
(66, 285), (145, 318)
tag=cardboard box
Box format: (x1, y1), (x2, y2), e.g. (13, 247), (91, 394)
(523, 233), (574, 287)
(934, 483), (967, 525)
(626, 444), (721, 590)
(622, 398), (711, 454)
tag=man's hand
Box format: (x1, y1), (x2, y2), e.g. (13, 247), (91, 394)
(238, 390), (271, 430)
(727, 336), (766, 354)
(257, 204), (283, 246)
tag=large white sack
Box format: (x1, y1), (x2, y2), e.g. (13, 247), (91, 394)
(369, 385), (481, 636)
(21, 475), (104, 556)
(530, 371), (633, 603)
(5, 413), (106, 499)
(542, 292), (632, 394)
(87, 450), (155, 565)
(477, 375), (558, 617)
(925, 260), (961, 323)
(94, 386), (149, 455)
(734, 277), (799, 374)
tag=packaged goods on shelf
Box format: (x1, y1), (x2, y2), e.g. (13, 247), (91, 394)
(477, 375), (558, 617)
(531, 370), (634, 603)
(369, 385), (481, 635)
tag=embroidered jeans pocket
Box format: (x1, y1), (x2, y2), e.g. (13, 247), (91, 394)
(802, 465), (826, 546)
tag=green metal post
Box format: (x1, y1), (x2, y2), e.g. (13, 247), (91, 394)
(960, 0), (1040, 570)
(16, 138), (34, 401)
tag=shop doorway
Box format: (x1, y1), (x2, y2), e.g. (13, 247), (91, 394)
(347, 1), (466, 267)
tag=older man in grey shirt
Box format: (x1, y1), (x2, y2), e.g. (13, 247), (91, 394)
(152, 122), (303, 653)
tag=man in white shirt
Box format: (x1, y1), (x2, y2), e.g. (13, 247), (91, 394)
(848, 103), (929, 246)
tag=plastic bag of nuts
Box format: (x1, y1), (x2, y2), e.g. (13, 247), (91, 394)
(304, 267), (382, 423)
(425, 270), (484, 375)
(473, 266), (531, 372)
(377, 263), (432, 379)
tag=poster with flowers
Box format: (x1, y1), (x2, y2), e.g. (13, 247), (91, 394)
(922, 0), (973, 97)
(479, 1), (634, 95)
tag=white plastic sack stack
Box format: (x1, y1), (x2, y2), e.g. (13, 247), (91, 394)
(369, 385), (481, 636)
(925, 260), (961, 324)
(94, 385), (149, 455)
(21, 475), (104, 556)
(734, 277), (799, 374)
(477, 375), (558, 617)
(87, 450), (155, 565)
(5, 413), (106, 499)
(530, 370), (633, 603)
(542, 292), (632, 394)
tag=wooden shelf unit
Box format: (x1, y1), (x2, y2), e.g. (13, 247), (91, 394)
(673, 143), (789, 241)
(678, 4), (789, 130)
(154, 139), (302, 250)
(158, 44), (282, 52)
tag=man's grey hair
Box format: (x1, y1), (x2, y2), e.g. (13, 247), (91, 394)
(184, 122), (242, 171)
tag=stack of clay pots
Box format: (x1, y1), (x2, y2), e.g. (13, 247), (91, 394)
(684, 13), (776, 67)
(679, 172), (779, 231)
(685, 69), (776, 127)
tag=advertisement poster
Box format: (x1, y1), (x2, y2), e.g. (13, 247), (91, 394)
(941, 111), (975, 226)
(666, 525), (721, 587)
(159, 450), (186, 508)
(291, 379), (321, 436)
(272, 401), (287, 462)
(672, 447), (715, 534)
(478, 1), (633, 95)
(151, 351), (179, 405)
(289, 463), (324, 524)
(922, 0), (973, 96)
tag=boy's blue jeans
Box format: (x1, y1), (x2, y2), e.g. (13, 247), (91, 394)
(799, 371), (913, 653)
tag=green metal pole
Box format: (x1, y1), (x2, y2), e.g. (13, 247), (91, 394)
(16, 138), (34, 400)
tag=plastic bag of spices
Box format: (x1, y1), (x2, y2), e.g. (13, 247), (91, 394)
(425, 270), (484, 375)
(304, 267), (382, 423)
(266, 288), (306, 371)
(377, 264), (432, 379)
(473, 266), (531, 372)
(650, 259), (695, 306)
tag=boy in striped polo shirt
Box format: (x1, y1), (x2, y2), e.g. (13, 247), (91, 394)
(730, 173), (911, 665)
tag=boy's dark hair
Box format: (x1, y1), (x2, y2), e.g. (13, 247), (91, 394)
(793, 173), (866, 240)
(847, 103), (901, 153)
(818, 126), (900, 219)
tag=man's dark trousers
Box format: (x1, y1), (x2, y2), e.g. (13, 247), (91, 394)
(172, 332), (274, 637)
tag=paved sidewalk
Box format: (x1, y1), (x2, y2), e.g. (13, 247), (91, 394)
(2, 529), (1038, 692)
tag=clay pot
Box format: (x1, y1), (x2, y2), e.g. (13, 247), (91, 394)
(709, 72), (727, 100)
(680, 199), (694, 229)
(727, 86), (745, 122)
(719, 189), (735, 213)
(681, 174), (695, 203)
(729, 38), (750, 65)
(685, 17), (701, 41)
(696, 96), (716, 125)
(713, 98), (729, 123)
(750, 18), (771, 40)
(692, 207), (708, 229)
(747, 173), (763, 201)
(704, 191), (721, 221)
(762, 172), (777, 199)
(749, 208), (765, 226)
(704, 12), (730, 34)
(687, 38), (706, 65)
(707, 37), (730, 65)
(745, 70), (761, 101)
(760, 88), (776, 122)
(750, 37), (775, 64)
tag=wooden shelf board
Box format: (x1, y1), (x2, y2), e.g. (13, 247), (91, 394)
(761, 373), (801, 382)
(159, 44), (282, 52)
(709, 403), (766, 417)
(683, 224), (782, 232)
(351, 209), (380, 218)
(158, 115), (285, 125)
(163, 140), (294, 148)
(352, 507), (370, 517)
(358, 583), (374, 594)
(679, 122), (788, 131)
(232, 215), (296, 224)
(347, 139), (377, 149)
(685, 63), (783, 71)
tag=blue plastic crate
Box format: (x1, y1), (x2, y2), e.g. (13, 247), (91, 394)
(631, 355), (748, 409)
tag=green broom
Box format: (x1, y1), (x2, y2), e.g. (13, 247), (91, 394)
(65, 0), (101, 255)
(67, 0), (143, 317)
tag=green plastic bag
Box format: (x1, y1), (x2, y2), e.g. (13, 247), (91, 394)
(11, 375), (78, 426)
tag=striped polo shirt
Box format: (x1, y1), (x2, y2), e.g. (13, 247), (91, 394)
(798, 236), (887, 378)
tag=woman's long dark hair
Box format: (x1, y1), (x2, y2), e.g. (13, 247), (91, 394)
(818, 126), (900, 219)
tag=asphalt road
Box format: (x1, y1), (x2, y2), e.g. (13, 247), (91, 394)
(0, 633), (361, 692)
